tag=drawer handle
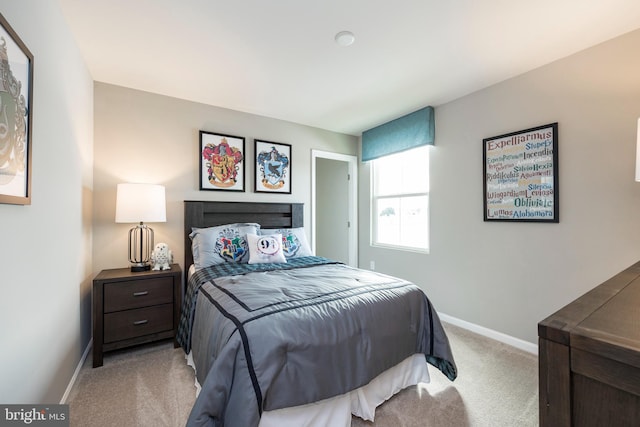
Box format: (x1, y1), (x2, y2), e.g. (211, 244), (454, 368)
(133, 320), (148, 326)
(133, 291), (149, 297)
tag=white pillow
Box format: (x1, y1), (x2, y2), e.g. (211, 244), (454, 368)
(261, 227), (313, 259)
(247, 233), (287, 264)
(190, 223), (260, 269)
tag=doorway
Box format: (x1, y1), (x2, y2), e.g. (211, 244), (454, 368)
(311, 150), (358, 267)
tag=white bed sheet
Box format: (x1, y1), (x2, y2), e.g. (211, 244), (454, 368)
(258, 353), (430, 426)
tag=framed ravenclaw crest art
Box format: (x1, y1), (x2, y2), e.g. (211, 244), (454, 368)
(254, 139), (291, 194)
(199, 131), (245, 192)
(0, 13), (34, 205)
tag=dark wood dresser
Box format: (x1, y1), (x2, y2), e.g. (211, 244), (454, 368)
(92, 265), (182, 367)
(538, 261), (640, 426)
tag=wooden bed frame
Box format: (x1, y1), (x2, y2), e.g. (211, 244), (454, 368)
(183, 200), (303, 270)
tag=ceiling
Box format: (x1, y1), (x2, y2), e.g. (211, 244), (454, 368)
(57, 0), (640, 136)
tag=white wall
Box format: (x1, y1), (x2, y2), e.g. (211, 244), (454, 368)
(359, 28), (640, 345)
(0, 1), (93, 403)
(93, 83), (358, 274)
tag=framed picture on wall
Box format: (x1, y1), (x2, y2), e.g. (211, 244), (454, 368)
(199, 130), (245, 192)
(254, 139), (292, 194)
(0, 13), (34, 205)
(483, 122), (559, 222)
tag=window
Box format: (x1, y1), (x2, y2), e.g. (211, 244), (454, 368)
(371, 145), (429, 252)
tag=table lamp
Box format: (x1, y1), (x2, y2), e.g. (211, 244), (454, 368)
(115, 183), (166, 272)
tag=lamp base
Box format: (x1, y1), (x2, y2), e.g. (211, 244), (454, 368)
(130, 263), (151, 272)
(127, 223), (154, 273)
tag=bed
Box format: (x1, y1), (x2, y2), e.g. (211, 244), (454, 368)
(177, 201), (457, 427)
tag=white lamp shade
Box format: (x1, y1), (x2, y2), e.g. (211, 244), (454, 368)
(115, 183), (167, 223)
(636, 118), (640, 181)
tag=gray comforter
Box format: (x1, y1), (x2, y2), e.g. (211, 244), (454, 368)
(181, 257), (456, 427)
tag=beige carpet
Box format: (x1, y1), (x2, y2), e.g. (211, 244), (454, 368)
(67, 323), (538, 426)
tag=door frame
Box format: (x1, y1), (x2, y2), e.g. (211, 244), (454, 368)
(311, 150), (358, 267)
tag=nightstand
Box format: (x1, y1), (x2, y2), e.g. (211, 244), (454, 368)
(92, 264), (182, 368)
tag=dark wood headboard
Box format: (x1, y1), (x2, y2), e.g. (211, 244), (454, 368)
(183, 201), (303, 269)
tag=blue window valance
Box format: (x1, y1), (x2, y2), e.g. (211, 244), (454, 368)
(361, 106), (434, 162)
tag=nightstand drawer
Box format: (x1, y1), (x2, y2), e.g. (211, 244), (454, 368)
(103, 304), (173, 343)
(104, 277), (173, 313)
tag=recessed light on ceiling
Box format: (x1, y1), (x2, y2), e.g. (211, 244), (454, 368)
(335, 31), (355, 47)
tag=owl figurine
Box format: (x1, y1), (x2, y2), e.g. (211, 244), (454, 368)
(151, 242), (173, 271)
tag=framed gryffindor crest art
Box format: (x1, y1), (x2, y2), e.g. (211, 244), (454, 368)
(199, 131), (245, 192)
(0, 13), (34, 205)
(254, 139), (291, 194)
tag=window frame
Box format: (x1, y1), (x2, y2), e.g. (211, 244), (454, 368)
(370, 146), (430, 253)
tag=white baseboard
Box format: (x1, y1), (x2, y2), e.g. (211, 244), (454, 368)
(439, 313), (538, 355)
(60, 339), (92, 404)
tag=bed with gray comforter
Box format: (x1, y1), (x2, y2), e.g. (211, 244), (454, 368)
(177, 256), (457, 427)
